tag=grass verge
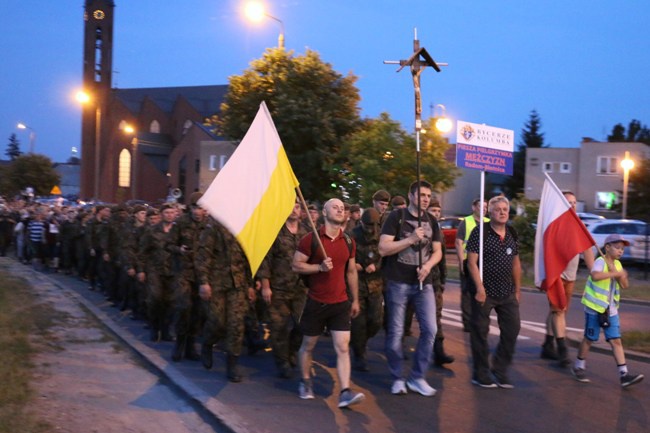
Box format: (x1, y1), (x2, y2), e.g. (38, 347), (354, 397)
(0, 268), (52, 433)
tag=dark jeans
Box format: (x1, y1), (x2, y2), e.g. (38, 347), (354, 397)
(470, 292), (520, 378)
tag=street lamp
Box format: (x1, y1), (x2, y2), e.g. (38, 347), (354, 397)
(244, 1), (285, 49)
(621, 150), (634, 219)
(16, 122), (36, 153)
(432, 103), (452, 133)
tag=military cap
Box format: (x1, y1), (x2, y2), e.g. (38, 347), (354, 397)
(307, 203), (319, 211)
(372, 189), (391, 203)
(146, 208), (160, 217)
(391, 195), (406, 207)
(133, 205), (147, 214)
(160, 203), (175, 212)
(361, 207), (380, 225)
(350, 204), (361, 213)
(430, 200), (441, 208)
(189, 191), (203, 206)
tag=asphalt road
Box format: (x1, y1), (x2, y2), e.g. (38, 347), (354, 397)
(32, 263), (650, 433)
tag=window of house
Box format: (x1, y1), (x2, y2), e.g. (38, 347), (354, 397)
(209, 155), (217, 171)
(597, 156), (618, 175)
(182, 119), (193, 135)
(542, 162), (553, 173)
(150, 120), (160, 133)
(595, 191), (617, 210)
(220, 155), (228, 169)
(118, 149), (131, 188)
(560, 162), (571, 174)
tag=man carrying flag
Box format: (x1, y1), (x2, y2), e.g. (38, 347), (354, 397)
(197, 101), (301, 382)
(535, 175), (595, 367)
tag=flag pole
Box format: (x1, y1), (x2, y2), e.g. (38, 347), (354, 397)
(295, 186), (328, 258)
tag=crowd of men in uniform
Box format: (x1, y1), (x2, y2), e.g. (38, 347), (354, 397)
(0, 187), (466, 403)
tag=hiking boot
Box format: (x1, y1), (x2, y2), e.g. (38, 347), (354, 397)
(338, 389), (365, 408)
(226, 354), (242, 383)
(171, 335), (186, 362)
(541, 342), (558, 360)
(571, 367), (590, 383)
(406, 377), (437, 397)
(184, 337), (200, 361)
(391, 379), (407, 395)
(621, 373), (644, 388)
(299, 379), (315, 400)
(433, 338), (455, 366)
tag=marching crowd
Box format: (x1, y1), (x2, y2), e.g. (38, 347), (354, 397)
(0, 182), (643, 410)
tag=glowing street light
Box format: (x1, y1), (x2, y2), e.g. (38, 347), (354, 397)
(433, 103), (452, 133)
(244, 1), (285, 49)
(16, 122), (36, 153)
(621, 150), (635, 219)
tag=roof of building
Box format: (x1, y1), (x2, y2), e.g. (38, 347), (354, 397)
(113, 85), (228, 117)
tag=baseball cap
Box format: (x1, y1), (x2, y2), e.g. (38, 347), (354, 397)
(604, 234), (630, 247)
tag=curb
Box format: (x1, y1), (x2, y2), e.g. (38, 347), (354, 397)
(44, 272), (258, 433)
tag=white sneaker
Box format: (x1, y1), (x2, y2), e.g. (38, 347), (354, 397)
(406, 377), (436, 397)
(391, 379), (407, 395)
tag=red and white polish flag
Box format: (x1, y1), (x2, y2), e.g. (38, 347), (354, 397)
(534, 173), (595, 310)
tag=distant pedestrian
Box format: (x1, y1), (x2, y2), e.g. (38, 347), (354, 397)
(571, 234), (644, 388)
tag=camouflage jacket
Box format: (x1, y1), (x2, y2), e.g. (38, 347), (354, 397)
(257, 223), (308, 295)
(137, 222), (178, 276)
(120, 220), (147, 272)
(352, 225), (383, 294)
(84, 217), (109, 252)
(195, 218), (252, 292)
(168, 213), (207, 281)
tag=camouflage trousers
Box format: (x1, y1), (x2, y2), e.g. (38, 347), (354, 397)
(202, 289), (246, 356)
(350, 289), (384, 358)
(267, 292), (306, 366)
(434, 284), (444, 339)
(173, 277), (203, 338)
(146, 272), (175, 331)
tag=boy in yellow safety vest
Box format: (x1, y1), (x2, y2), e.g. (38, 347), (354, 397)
(571, 234), (644, 388)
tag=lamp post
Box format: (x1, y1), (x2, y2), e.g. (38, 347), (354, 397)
(244, 1), (285, 49)
(16, 122), (36, 153)
(621, 150), (634, 219)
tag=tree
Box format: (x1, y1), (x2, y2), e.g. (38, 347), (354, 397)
(607, 119), (650, 145)
(335, 113), (458, 205)
(0, 154), (60, 197)
(212, 48), (361, 202)
(5, 133), (22, 161)
(502, 110), (547, 198)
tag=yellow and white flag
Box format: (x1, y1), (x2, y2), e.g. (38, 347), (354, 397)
(198, 101), (299, 275)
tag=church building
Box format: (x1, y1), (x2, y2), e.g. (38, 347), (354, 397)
(80, 0), (235, 204)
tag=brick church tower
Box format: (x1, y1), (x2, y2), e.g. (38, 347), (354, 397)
(80, 0), (115, 200)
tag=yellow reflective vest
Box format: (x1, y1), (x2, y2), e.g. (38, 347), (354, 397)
(461, 215), (490, 260)
(581, 257), (621, 313)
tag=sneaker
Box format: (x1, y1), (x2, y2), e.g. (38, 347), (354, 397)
(491, 370), (515, 389)
(338, 389), (365, 408)
(391, 379), (408, 395)
(299, 379), (315, 400)
(621, 373), (644, 388)
(471, 374), (498, 388)
(406, 377), (437, 397)
(571, 367), (590, 383)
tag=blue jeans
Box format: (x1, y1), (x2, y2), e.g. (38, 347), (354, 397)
(385, 280), (437, 380)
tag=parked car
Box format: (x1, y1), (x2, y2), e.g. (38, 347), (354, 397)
(439, 217), (464, 250)
(586, 219), (649, 263)
(577, 212), (605, 227)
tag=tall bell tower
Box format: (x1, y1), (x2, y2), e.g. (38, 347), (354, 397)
(80, 0), (115, 200)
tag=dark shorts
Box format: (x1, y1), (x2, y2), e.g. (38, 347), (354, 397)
(300, 298), (351, 336)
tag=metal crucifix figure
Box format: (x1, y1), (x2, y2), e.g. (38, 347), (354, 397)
(384, 28), (447, 287)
